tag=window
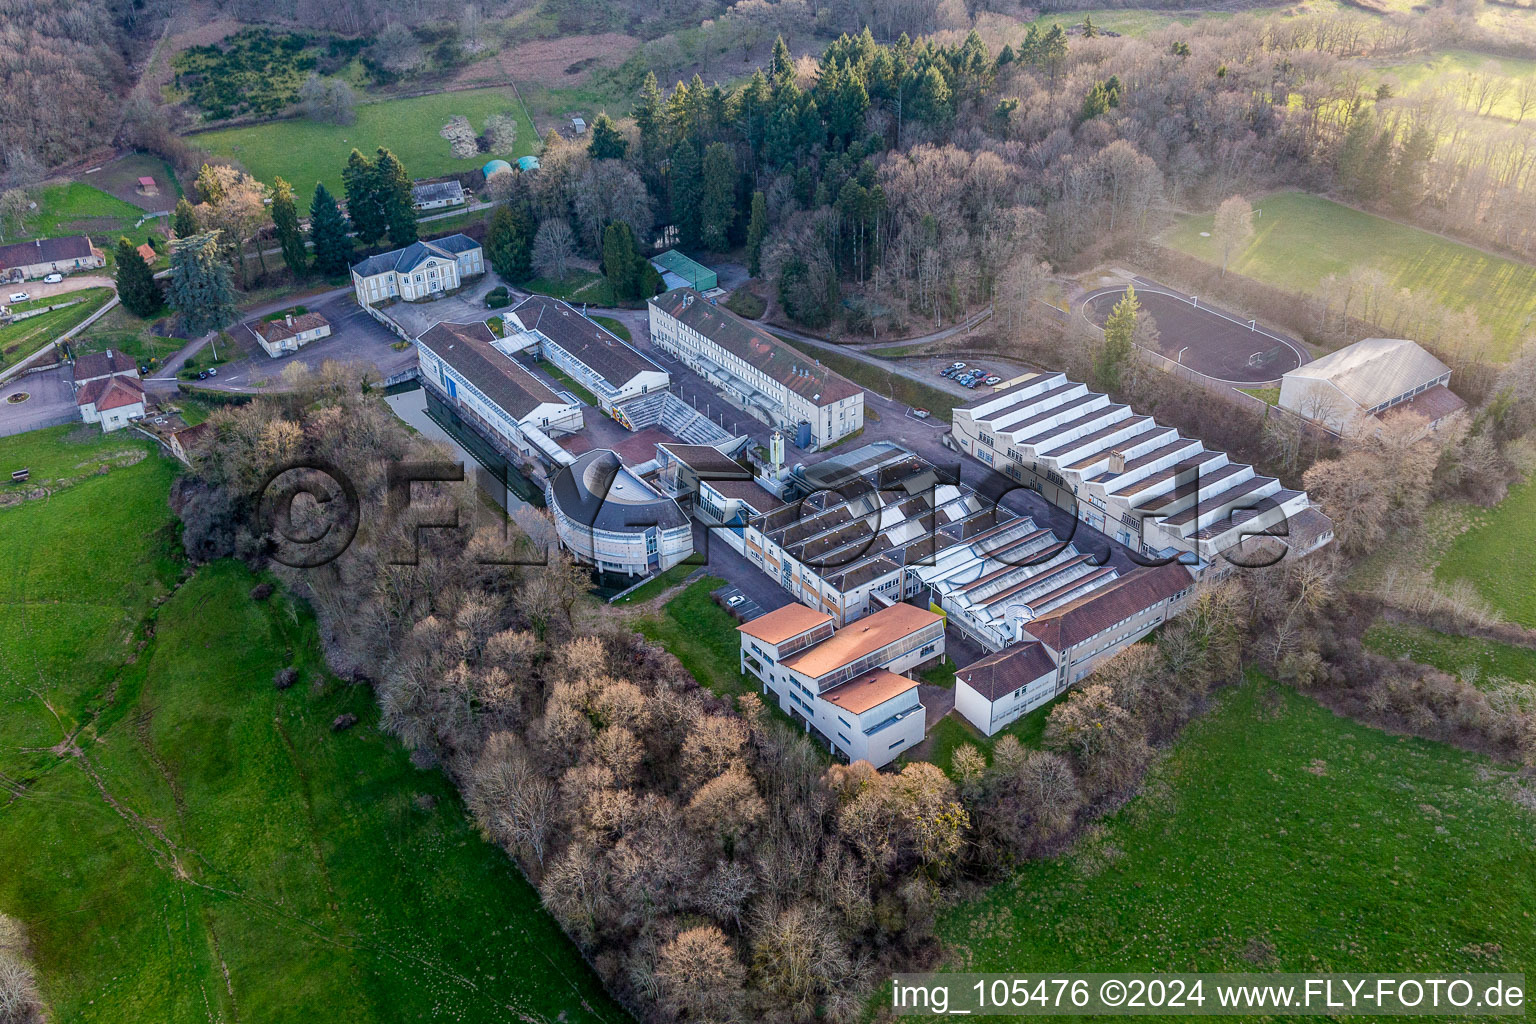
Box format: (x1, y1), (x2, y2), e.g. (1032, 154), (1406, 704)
(920, 643), (936, 657)
(888, 738), (906, 750)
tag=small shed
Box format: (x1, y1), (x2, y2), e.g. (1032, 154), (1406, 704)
(571, 117), (587, 134)
(482, 159), (513, 179)
(517, 155), (541, 172)
(650, 250), (717, 292)
(136, 176), (158, 197)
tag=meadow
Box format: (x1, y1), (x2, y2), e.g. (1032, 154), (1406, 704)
(1370, 48), (1536, 124)
(195, 87), (538, 198)
(938, 677), (1536, 987)
(1435, 478), (1536, 628)
(1364, 620), (1536, 684)
(0, 288), (115, 370)
(632, 575), (753, 698)
(12, 183), (159, 247)
(0, 426), (626, 1023)
(1162, 191), (1536, 359)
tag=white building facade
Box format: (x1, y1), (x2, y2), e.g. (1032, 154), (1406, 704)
(648, 288), (863, 449)
(546, 448), (694, 576)
(351, 234), (485, 306)
(506, 295), (670, 418)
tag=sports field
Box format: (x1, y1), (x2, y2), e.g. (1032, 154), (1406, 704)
(1163, 192), (1536, 360)
(939, 676), (1536, 982)
(0, 426), (624, 1023)
(194, 86), (538, 198)
(1081, 281), (1305, 383)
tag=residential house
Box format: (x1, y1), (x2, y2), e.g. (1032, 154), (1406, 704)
(648, 288), (864, 449)
(416, 320), (583, 466)
(738, 602), (943, 766)
(77, 375), (146, 431)
(247, 311), (331, 358)
(1279, 337), (1467, 433)
(350, 234), (484, 307)
(0, 236), (105, 282)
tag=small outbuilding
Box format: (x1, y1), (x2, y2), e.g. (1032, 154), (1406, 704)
(650, 250), (717, 292)
(482, 159), (513, 179)
(517, 156), (541, 173)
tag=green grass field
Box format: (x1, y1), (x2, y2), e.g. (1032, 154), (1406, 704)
(0, 288), (114, 370)
(539, 359), (601, 406)
(0, 426), (626, 1023)
(1365, 620), (1536, 685)
(195, 87), (537, 198)
(1163, 191), (1536, 359)
(1436, 479), (1536, 628)
(15, 183), (149, 243)
(72, 304), (183, 367)
(776, 335), (959, 420)
(593, 314), (631, 341)
(939, 677), (1536, 983)
(634, 575), (753, 698)
(524, 269), (616, 306)
(1372, 49), (1536, 123)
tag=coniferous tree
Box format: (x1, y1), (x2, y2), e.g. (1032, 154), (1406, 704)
(343, 148), (385, 244)
(172, 198), (199, 239)
(114, 237), (161, 318)
(602, 221), (639, 300)
(270, 176), (306, 275)
(308, 183), (352, 277)
(168, 231), (237, 336)
(587, 114), (628, 161)
(1094, 284), (1138, 392)
(1391, 125), (1434, 213)
(769, 36), (795, 90)
(374, 148), (418, 247)
(669, 143), (703, 249)
(746, 190), (767, 278)
(700, 142), (735, 251)
(485, 203), (533, 281)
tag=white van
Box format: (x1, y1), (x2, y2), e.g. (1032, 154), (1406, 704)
(43, 273), (63, 284)
(7, 292), (28, 303)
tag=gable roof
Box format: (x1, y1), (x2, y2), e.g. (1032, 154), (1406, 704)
(1020, 561), (1193, 653)
(412, 180), (465, 204)
(417, 320), (567, 420)
(77, 373), (145, 410)
(650, 288), (861, 407)
(251, 311), (330, 344)
(509, 294), (664, 387)
(955, 642), (1058, 701)
(136, 243), (157, 264)
(73, 349), (138, 384)
(351, 233), (480, 278)
(822, 668), (920, 715)
(738, 603), (835, 645)
(0, 236), (96, 269)
(1284, 338), (1451, 410)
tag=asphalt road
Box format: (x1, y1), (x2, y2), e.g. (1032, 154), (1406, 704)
(0, 366), (77, 438)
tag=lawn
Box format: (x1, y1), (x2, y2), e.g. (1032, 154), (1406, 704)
(1238, 386), (1279, 405)
(1371, 48), (1536, 124)
(1435, 478), (1536, 628)
(612, 560), (699, 605)
(1162, 191), (1536, 359)
(939, 676), (1536, 980)
(14, 182), (150, 243)
(524, 269), (616, 306)
(593, 314), (631, 341)
(723, 289), (766, 320)
(0, 288), (115, 370)
(539, 358), (600, 406)
(633, 575), (755, 699)
(1364, 620), (1536, 685)
(0, 427), (626, 1023)
(72, 304), (184, 368)
(194, 86), (538, 197)
(914, 693), (1064, 776)
(776, 334), (960, 420)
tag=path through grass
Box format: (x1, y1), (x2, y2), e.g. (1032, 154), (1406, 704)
(1163, 192), (1536, 359)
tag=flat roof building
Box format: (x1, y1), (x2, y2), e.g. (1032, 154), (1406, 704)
(650, 250), (717, 292)
(648, 288), (863, 450)
(738, 601), (942, 766)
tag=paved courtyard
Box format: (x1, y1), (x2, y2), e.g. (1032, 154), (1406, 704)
(373, 274), (504, 339)
(0, 366), (77, 438)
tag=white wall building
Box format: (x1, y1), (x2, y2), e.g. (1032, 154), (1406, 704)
(951, 372), (1328, 570)
(247, 311), (331, 358)
(412, 180), (467, 210)
(506, 295), (670, 420)
(738, 602), (942, 767)
(416, 320), (583, 465)
(546, 448), (694, 576)
(351, 234), (484, 306)
(648, 288), (863, 449)
(1279, 337), (1467, 433)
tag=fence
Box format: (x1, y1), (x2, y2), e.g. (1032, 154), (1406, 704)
(1131, 345), (1339, 441)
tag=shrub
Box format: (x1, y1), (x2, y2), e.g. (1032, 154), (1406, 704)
(331, 712), (359, 732)
(485, 285), (510, 309)
(274, 667), (299, 690)
(250, 582), (274, 601)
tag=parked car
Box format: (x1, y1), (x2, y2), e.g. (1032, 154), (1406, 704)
(207, 366), (218, 377)
(197, 371), (208, 380)
(139, 365), (150, 376)
(42, 273), (63, 284)
(726, 594), (745, 608)
(985, 375), (1002, 385)
(949, 361), (966, 370)
(966, 377), (981, 388)
(913, 408), (931, 419)
(8, 292), (28, 303)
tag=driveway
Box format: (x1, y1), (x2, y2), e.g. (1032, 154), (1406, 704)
(0, 366), (77, 438)
(5, 275), (114, 303)
(374, 275), (504, 338)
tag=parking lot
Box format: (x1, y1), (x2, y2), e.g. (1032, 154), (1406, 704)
(0, 366), (77, 438)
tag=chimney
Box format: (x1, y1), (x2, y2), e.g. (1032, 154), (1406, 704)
(286, 313), (293, 327)
(1108, 449), (1126, 474)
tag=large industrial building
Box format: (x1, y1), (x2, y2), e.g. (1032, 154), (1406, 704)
(647, 288), (864, 449)
(504, 295), (670, 420)
(738, 602), (943, 766)
(950, 372), (1331, 570)
(546, 448), (694, 576)
(1279, 337), (1467, 433)
(416, 321), (583, 466)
